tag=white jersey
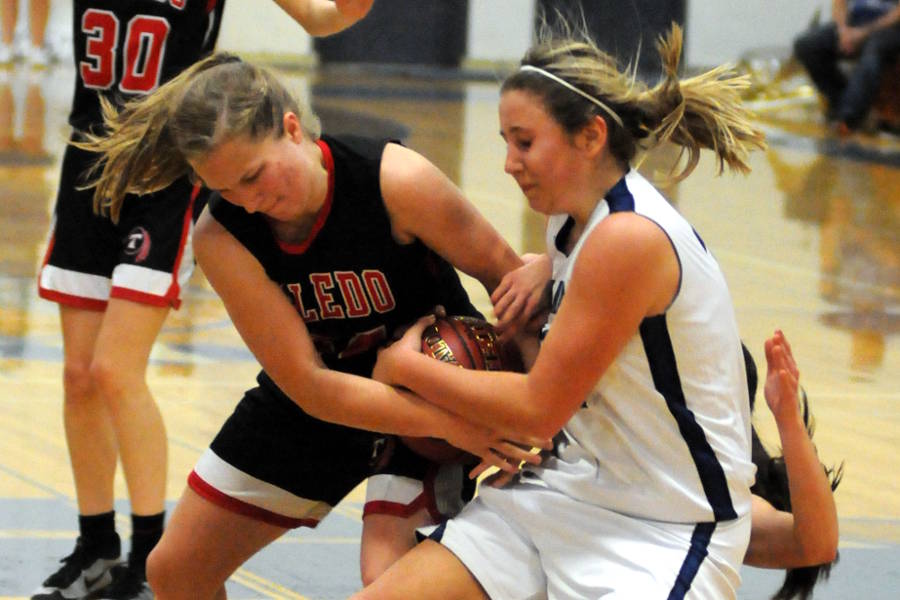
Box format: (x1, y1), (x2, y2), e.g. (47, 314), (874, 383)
(526, 170), (754, 524)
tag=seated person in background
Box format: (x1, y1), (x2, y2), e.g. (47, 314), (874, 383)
(793, 0), (900, 133)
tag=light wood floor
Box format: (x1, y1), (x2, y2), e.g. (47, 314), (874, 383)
(0, 59), (897, 598)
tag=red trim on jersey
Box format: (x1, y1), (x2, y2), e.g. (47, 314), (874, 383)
(205, 0), (219, 14)
(158, 184), (199, 309)
(362, 464), (446, 521)
(187, 470), (321, 529)
(276, 139), (335, 254)
(37, 288), (107, 311)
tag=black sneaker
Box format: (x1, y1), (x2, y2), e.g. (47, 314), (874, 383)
(83, 564), (152, 600)
(31, 538), (121, 599)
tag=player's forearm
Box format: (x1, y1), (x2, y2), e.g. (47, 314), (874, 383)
(295, 364), (475, 438)
(271, 0), (366, 37)
(777, 412), (839, 564)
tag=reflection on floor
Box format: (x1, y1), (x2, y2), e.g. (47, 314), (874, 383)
(0, 58), (897, 599)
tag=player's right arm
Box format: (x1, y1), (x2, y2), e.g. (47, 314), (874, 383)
(272, 0), (373, 37)
(193, 207), (538, 470)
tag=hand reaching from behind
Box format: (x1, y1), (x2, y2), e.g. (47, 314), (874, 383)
(492, 253), (551, 339)
(764, 329), (801, 426)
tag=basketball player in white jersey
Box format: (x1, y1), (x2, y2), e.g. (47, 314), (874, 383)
(354, 20), (768, 600)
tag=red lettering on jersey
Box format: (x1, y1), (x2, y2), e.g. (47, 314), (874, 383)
(80, 10), (170, 93)
(363, 270), (396, 313)
(80, 10), (119, 90)
(169, 0), (187, 9)
(335, 272), (371, 318)
(120, 16), (170, 94)
(339, 326), (388, 359)
(286, 282), (319, 322)
(310, 273), (345, 319)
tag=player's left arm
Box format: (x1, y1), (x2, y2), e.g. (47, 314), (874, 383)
(745, 496), (807, 567)
(374, 213), (679, 439)
(379, 142), (524, 294)
(271, 0), (373, 37)
(751, 331), (838, 568)
(745, 332), (839, 568)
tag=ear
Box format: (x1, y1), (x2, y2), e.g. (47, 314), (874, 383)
(283, 111), (304, 142)
(575, 114), (608, 158)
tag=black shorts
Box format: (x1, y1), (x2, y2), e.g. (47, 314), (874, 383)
(189, 372), (476, 528)
(38, 141), (208, 310)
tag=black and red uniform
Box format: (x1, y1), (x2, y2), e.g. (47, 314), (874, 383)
(189, 135), (481, 527)
(39, 0), (225, 309)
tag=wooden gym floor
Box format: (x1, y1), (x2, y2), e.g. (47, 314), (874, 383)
(0, 57), (897, 598)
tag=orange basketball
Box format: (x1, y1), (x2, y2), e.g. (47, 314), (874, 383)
(400, 316), (523, 463)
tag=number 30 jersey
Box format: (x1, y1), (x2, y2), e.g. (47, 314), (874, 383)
(69, 0), (225, 131)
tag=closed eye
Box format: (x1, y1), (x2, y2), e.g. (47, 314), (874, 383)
(241, 166), (263, 184)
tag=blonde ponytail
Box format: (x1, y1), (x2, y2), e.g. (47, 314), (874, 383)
(504, 22), (766, 182)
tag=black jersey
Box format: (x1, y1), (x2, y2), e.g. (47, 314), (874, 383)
(208, 134), (480, 379)
(69, 0), (225, 130)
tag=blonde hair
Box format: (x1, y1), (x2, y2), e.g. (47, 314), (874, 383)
(502, 22), (766, 180)
(76, 53), (321, 222)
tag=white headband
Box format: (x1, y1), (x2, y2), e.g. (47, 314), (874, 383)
(519, 65), (624, 128)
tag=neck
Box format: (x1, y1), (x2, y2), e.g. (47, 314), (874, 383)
(571, 161), (627, 228)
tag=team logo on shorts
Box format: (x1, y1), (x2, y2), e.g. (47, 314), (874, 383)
(124, 227), (152, 263)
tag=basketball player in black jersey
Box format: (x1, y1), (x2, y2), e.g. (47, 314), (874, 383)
(70, 53), (545, 599)
(34, 4), (372, 599)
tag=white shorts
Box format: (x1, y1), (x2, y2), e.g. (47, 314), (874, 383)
(430, 482), (750, 600)
(364, 462), (475, 524)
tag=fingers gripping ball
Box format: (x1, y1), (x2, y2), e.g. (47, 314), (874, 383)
(401, 316), (524, 463)
(422, 315), (524, 375)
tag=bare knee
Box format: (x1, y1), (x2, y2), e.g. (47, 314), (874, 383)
(360, 556), (388, 588)
(88, 358), (126, 404)
(145, 537), (213, 600)
(359, 513), (420, 586)
(146, 528), (228, 600)
(145, 540), (176, 599)
(62, 360), (95, 404)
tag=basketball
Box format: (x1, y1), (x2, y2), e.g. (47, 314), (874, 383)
(401, 316), (523, 463)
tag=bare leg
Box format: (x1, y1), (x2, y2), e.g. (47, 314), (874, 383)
(359, 508), (431, 585)
(59, 305), (118, 515)
(90, 298), (169, 515)
(147, 487), (288, 600)
(27, 0), (47, 47)
(0, 0), (16, 46)
(352, 539), (487, 600)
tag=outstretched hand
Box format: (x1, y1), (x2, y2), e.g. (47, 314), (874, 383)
(763, 329), (800, 425)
